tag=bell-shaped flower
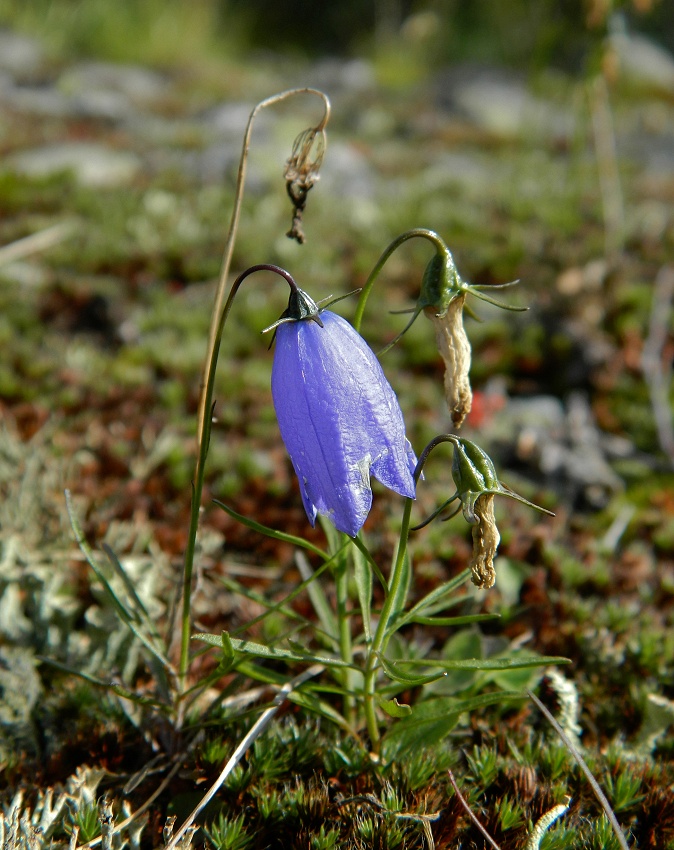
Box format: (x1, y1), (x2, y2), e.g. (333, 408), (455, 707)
(270, 281), (417, 537)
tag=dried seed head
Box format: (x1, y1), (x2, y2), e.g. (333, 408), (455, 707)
(469, 493), (500, 589)
(424, 293), (472, 427)
(284, 126), (326, 244)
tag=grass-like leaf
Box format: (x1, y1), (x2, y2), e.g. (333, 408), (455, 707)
(194, 631), (354, 668)
(38, 656), (167, 707)
(65, 489), (174, 675)
(389, 655), (569, 671)
(409, 613), (501, 627)
(352, 538), (373, 641)
(294, 551), (339, 642)
(378, 655), (449, 686)
(213, 499), (330, 560)
(392, 568), (472, 630)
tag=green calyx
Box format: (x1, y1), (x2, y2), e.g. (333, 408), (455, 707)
(374, 232), (526, 354)
(418, 248), (464, 317)
(412, 435), (555, 530)
(450, 436), (555, 524)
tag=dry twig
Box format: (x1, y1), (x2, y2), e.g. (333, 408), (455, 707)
(447, 770), (502, 850)
(527, 688), (630, 850)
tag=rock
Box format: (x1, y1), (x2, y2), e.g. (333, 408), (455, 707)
(434, 66), (574, 142)
(0, 30), (46, 79)
(319, 140), (375, 199)
(1, 85), (74, 118)
(201, 101), (271, 141)
(607, 16), (674, 96)
(8, 142), (141, 188)
(477, 389), (625, 508)
(59, 61), (169, 108)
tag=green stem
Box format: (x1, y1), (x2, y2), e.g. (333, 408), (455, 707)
(334, 554), (356, 727)
(362, 496), (414, 752)
(178, 88), (330, 691)
(352, 228), (444, 333)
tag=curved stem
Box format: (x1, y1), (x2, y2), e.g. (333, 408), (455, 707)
(415, 433), (459, 474)
(352, 228), (444, 333)
(177, 84), (328, 691)
(180, 265), (295, 686)
(362, 495), (415, 752)
(197, 88), (330, 441)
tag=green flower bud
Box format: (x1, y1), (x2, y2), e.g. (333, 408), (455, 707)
(413, 435), (555, 589)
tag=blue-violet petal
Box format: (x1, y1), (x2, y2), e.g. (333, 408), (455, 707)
(272, 310), (416, 537)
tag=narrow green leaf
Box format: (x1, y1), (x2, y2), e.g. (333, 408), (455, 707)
(350, 533), (388, 591)
(222, 574), (335, 648)
(194, 631), (352, 668)
(390, 550), (412, 620)
(234, 661), (293, 687)
(394, 569), (472, 628)
(352, 537), (372, 641)
(295, 551), (338, 641)
(408, 613), (500, 627)
(39, 656), (166, 707)
(102, 544), (155, 629)
(390, 655), (570, 671)
(213, 499), (330, 560)
(226, 559), (336, 643)
(382, 692), (523, 754)
(379, 655), (449, 686)
(378, 696), (413, 718)
(289, 690), (356, 736)
(65, 490), (173, 672)
(220, 631), (236, 667)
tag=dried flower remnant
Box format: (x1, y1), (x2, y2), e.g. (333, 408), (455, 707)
(365, 232), (525, 429)
(267, 269), (417, 537)
(413, 435), (554, 588)
(469, 493), (499, 589)
(424, 292), (472, 428)
(284, 125), (327, 244)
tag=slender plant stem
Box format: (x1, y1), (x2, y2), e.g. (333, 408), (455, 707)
(334, 555), (356, 726)
(352, 228), (442, 333)
(362, 496), (414, 751)
(178, 88), (330, 690)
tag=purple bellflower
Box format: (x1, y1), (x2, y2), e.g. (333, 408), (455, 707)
(268, 275), (417, 537)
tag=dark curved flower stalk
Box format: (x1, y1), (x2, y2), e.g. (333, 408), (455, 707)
(179, 89), (330, 689)
(412, 435), (554, 589)
(353, 229), (526, 427)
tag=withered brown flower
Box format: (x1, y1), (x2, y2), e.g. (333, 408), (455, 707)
(424, 293), (472, 428)
(284, 126), (326, 244)
(469, 493), (500, 589)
